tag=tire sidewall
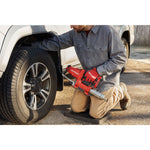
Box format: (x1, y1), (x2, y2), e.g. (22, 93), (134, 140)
(16, 49), (57, 123)
(121, 38), (130, 73)
(122, 38), (129, 58)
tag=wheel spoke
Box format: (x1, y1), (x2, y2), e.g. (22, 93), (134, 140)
(40, 89), (49, 101)
(42, 73), (50, 82)
(23, 62), (51, 110)
(30, 94), (37, 110)
(31, 63), (38, 78)
(39, 68), (50, 82)
(41, 89), (49, 95)
(23, 81), (32, 94)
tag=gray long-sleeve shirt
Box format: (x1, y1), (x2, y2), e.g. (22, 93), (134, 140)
(38, 25), (127, 92)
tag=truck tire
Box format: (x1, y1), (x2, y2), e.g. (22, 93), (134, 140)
(122, 38), (129, 58)
(0, 47), (57, 124)
(121, 38), (130, 73)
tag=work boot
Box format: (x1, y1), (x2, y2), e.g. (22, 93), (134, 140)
(120, 82), (131, 110)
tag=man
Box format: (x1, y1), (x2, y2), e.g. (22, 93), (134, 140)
(37, 25), (131, 119)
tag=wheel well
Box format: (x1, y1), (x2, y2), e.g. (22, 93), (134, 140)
(121, 31), (130, 46)
(14, 33), (55, 48)
(121, 31), (130, 54)
(12, 33), (63, 91)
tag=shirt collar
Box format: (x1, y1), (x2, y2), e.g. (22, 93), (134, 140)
(91, 25), (99, 34)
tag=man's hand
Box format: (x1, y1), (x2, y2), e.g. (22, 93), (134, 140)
(84, 68), (100, 82)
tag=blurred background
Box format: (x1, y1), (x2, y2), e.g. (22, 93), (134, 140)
(134, 25), (150, 46)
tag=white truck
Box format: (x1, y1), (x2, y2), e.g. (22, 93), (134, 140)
(0, 25), (134, 124)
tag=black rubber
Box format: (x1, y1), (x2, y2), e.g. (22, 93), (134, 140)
(0, 47), (57, 124)
(121, 38), (130, 73)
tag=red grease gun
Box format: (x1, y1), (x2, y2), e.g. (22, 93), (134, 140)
(62, 65), (107, 101)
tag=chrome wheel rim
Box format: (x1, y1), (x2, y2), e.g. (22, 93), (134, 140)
(23, 62), (51, 110)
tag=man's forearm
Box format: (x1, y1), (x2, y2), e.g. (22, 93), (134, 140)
(37, 36), (60, 52)
(97, 51), (127, 76)
(34, 30), (74, 51)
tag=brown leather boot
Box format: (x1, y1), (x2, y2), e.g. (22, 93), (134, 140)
(120, 82), (131, 110)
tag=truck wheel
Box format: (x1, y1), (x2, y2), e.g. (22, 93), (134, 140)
(121, 38), (130, 73)
(0, 47), (57, 124)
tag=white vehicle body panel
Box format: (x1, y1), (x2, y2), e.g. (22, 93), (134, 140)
(112, 25), (134, 45)
(0, 25), (12, 50)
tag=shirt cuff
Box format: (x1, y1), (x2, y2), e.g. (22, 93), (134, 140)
(97, 66), (104, 76)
